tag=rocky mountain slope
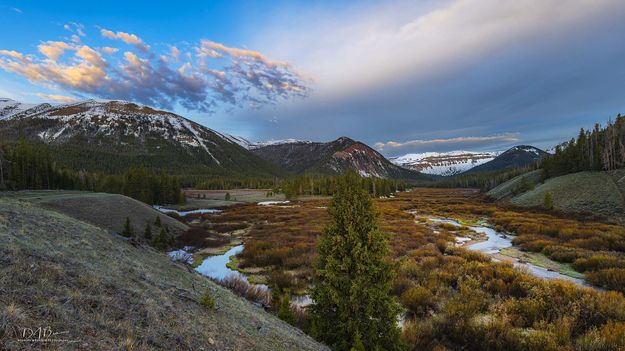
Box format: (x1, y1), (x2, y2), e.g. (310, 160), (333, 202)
(251, 137), (429, 180)
(0, 98), (283, 177)
(390, 151), (500, 176)
(464, 145), (548, 173)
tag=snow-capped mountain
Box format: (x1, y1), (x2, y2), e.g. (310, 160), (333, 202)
(0, 98), (44, 120)
(390, 151), (500, 176)
(0, 98), (283, 177)
(248, 139), (313, 150)
(251, 137), (429, 180)
(465, 145), (549, 173)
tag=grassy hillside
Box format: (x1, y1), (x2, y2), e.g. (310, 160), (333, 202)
(2, 191), (188, 236)
(489, 170), (625, 223)
(486, 169), (543, 200)
(0, 196), (327, 350)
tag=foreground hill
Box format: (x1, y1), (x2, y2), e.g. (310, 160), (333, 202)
(251, 137), (429, 180)
(488, 168), (625, 223)
(0, 195), (327, 350)
(1, 191), (188, 235)
(0, 98), (283, 177)
(465, 145), (548, 173)
(390, 150), (500, 176)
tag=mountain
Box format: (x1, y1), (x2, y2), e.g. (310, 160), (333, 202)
(251, 137), (429, 180)
(0, 98), (284, 177)
(390, 150), (500, 176)
(465, 145), (548, 173)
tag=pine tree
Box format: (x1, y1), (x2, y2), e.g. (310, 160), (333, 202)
(144, 222), (152, 240)
(310, 172), (403, 351)
(544, 192), (554, 210)
(225, 192), (231, 200)
(122, 217), (134, 237)
(155, 215), (162, 227)
(277, 291), (295, 325)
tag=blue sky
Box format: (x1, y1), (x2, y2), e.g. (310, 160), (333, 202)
(2, 0), (625, 156)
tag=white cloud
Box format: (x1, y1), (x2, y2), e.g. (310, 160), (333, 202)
(375, 133), (520, 151)
(256, 0), (625, 99)
(36, 93), (78, 103)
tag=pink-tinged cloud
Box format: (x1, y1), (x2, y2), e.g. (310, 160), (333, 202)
(0, 32), (311, 113)
(35, 93), (78, 103)
(0, 50), (25, 60)
(100, 29), (149, 52)
(375, 133), (520, 150)
(102, 47), (119, 54)
(38, 41), (73, 60)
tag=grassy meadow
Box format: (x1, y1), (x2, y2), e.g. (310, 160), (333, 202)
(170, 188), (625, 350)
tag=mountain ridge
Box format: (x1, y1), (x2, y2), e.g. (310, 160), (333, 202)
(251, 136), (429, 180)
(0, 98), (285, 177)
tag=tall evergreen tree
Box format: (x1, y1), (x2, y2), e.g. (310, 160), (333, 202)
(310, 172), (403, 351)
(122, 217), (134, 237)
(144, 222), (152, 240)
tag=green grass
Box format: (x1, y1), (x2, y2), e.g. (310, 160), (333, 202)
(3, 190), (189, 236)
(486, 169), (543, 200)
(500, 247), (585, 279)
(509, 171), (625, 222)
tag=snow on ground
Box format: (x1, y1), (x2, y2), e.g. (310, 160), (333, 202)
(153, 205), (222, 216)
(257, 201), (291, 206)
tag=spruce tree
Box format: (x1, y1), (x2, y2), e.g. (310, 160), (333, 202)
(310, 172), (403, 351)
(154, 215), (162, 227)
(144, 222), (152, 240)
(122, 217), (134, 237)
(277, 291), (295, 325)
(544, 192), (554, 210)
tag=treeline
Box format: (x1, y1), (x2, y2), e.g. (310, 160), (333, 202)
(543, 114), (625, 178)
(0, 140), (183, 205)
(430, 165), (536, 191)
(279, 173), (408, 199)
(192, 177), (279, 190)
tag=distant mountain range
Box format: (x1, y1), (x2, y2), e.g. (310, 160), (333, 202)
(465, 145), (548, 173)
(390, 146), (548, 176)
(0, 97), (549, 180)
(390, 151), (501, 176)
(250, 137), (429, 180)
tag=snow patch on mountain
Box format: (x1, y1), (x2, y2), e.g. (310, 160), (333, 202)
(248, 139), (313, 150)
(0, 98), (39, 120)
(390, 150), (501, 176)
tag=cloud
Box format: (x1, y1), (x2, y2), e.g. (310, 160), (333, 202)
(12, 7), (22, 14)
(0, 32), (311, 113)
(102, 47), (119, 54)
(0, 50), (25, 60)
(374, 134), (520, 151)
(38, 41), (73, 60)
(36, 93), (78, 103)
(100, 29), (149, 52)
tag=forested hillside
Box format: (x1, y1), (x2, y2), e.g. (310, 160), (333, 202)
(543, 114), (625, 178)
(0, 140), (183, 205)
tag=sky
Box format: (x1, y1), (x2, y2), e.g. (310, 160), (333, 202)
(2, 0), (625, 157)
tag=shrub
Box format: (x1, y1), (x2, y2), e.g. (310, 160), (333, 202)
(586, 268), (625, 293)
(200, 289), (215, 310)
(576, 321), (625, 351)
(400, 286), (434, 316)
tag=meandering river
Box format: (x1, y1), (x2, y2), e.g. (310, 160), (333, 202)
(426, 216), (589, 286)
